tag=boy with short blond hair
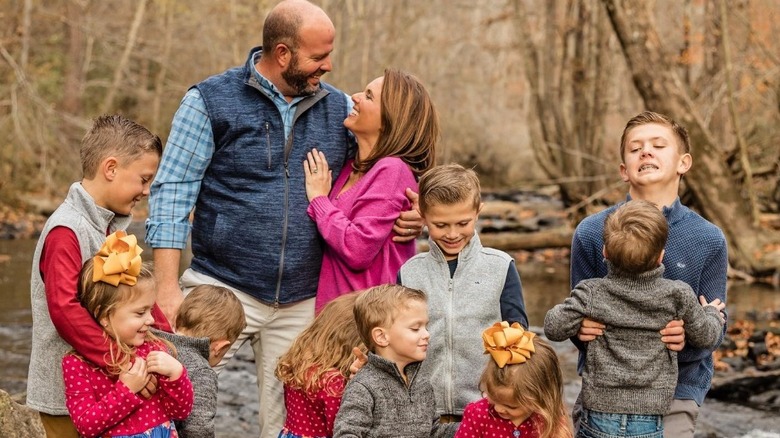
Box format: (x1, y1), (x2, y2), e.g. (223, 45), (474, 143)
(28, 115), (167, 436)
(333, 284), (457, 438)
(546, 200), (725, 437)
(569, 111), (728, 437)
(154, 285), (247, 438)
(398, 163), (528, 421)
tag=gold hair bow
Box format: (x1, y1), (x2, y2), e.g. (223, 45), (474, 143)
(482, 321), (536, 368)
(92, 231), (143, 286)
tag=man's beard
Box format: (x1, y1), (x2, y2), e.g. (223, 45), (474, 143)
(282, 53), (321, 96)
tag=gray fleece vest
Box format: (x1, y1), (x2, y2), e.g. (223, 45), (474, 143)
(27, 182), (132, 415)
(400, 233), (513, 416)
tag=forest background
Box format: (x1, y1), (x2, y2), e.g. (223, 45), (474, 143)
(1, 0), (780, 277)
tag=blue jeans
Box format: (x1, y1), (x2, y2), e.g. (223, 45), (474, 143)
(578, 409), (664, 438)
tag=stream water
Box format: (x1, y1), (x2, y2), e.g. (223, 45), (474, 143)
(1, 226), (778, 437)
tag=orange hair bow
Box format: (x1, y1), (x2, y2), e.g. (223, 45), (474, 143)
(482, 321), (536, 368)
(92, 231), (143, 287)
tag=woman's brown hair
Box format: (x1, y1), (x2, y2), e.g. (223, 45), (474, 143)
(352, 68), (438, 177)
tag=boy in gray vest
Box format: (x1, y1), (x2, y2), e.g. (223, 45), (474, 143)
(154, 285), (246, 438)
(544, 200), (725, 437)
(27, 115), (167, 437)
(398, 163), (528, 422)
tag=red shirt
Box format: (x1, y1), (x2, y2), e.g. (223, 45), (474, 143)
(40, 227), (172, 366)
(62, 341), (193, 437)
(282, 369), (346, 437)
(455, 398), (543, 438)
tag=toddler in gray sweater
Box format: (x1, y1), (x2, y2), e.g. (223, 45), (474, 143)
(155, 285), (245, 438)
(545, 200), (725, 438)
(333, 284), (457, 438)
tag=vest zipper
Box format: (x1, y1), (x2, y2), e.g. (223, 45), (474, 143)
(265, 122), (271, 170)
(445, 275), (454, 414)
(274, 161), (289, 309)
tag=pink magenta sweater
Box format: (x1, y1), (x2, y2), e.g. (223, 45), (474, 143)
(307, 157), (416, 313)
(62, 340), (193, 437)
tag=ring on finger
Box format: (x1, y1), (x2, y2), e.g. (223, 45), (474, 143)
(312, 168), (318, 174)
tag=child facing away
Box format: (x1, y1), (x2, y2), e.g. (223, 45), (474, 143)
(275, 292), (366, 438)
(333, 284), (458, 438)
(568, 111), (728, 437)
(455, 322), (572, 438)
(153, 285), (246, 438)
(27, 114), (169, 436)
(545, 200), (725, 438)
(62, 232), (193, 437)
(398, 163), (529, 421)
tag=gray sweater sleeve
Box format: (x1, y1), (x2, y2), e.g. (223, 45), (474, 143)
(176, 364), (217, 438)
(333, 380), (374, 438)
(675, 283), (725, 350)
(544, 281), (591, 342)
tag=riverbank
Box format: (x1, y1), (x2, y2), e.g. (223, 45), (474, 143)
(211, 334), (780, 437)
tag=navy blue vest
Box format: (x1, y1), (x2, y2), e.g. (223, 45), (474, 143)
(191, 47), (350, 304)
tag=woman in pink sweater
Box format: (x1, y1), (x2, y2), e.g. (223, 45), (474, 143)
(304, 68), (439, 314)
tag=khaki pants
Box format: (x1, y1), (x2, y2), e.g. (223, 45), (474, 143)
(180, 268), (315, 438)
(39, 413), (78, 438)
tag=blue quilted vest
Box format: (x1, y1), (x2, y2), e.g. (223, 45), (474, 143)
(191, 47), (350, 304)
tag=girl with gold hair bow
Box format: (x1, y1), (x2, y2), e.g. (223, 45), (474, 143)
(454, 322), (573, 438)
(61, 231), (194, 438)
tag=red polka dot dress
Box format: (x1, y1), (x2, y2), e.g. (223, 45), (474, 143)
(62, 341), (194, 437)
(279, 369), (346, 438)
(454, 398), (543, 438)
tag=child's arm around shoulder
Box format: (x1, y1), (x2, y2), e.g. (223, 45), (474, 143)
(42, 227), (113, 365)
(332, 377), (375, 438)
(544, 280), (593, 342)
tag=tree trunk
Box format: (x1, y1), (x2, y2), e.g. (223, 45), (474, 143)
(62, 0), (85, 115)
(601, 0), (780, 274)
(514, 0), (614, 215)
(99, 0), (148, 114)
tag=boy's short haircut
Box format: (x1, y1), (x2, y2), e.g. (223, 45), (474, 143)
(354, 284), (427, 352)
(81, 114), (163, 179)
(619, 111), (690, 161)
(603, 200), (668, 274)
(418, 163), (481, 214)
(176, 285), (246, 344)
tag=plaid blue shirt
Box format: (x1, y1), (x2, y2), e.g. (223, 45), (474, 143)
(146, 54), (352, 249)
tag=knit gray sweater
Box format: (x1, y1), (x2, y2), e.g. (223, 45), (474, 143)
(153, 330), (217, 438)
(333, 353), (458, 438)
(544, 263), (723, 415)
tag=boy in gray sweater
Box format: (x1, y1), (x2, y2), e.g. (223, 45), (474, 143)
(154, 285), (246, 438)
(333, 284), (457, 438)
(544, 200), (725, 438)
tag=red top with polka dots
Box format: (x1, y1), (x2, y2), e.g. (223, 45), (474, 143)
(282, 369), (346, 437)
(62, 340), (194, 437)
(455, 397), (543, 438)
